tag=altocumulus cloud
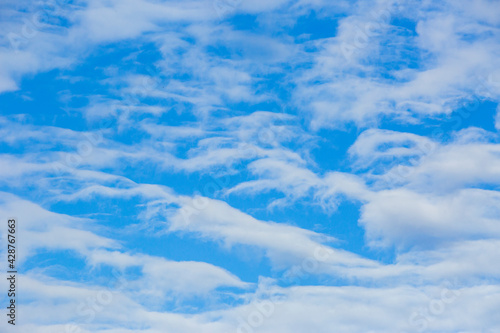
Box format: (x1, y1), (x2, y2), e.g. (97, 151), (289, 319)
(1, 0), (500, 332)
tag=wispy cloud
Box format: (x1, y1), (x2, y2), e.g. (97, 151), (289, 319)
(1, 0), (500, 332)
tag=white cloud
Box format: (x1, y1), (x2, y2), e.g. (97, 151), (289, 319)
(168, 196), (379, 273)
(360, 187), (500, 249)
(348, 128), (436, 171)
(397, 239), (500, 281)
(0, 193), (118, 260)
(292, 0), (500, 128)
(88, 250), (249, 297)
(1, 0), (500, 332)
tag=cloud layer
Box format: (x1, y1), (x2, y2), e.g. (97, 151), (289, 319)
(1, 0), (500, 332)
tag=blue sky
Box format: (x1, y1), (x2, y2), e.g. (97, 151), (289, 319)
(1, 0), (500, 332)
